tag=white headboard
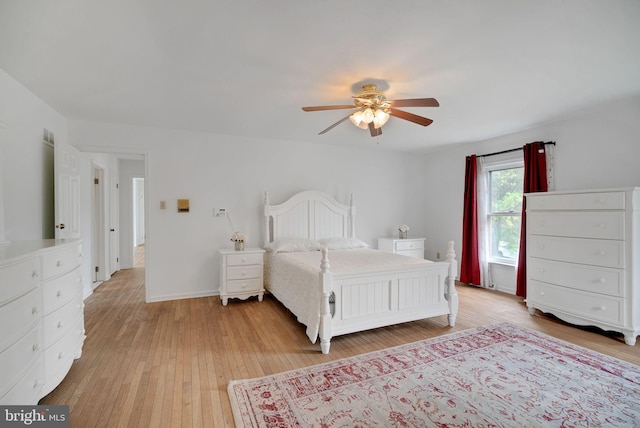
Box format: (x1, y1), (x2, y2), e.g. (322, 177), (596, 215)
(263, 190), (356, 245)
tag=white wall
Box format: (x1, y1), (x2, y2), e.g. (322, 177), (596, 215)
(5, 63), (640, 301)
(421, 94), (640, 292)
(0, 69), (68, 241)
(69, 120), (429, 302)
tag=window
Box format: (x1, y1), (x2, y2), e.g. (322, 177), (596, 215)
(487, 163), (523, 263)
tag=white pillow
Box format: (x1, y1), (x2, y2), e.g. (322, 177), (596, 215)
(264, 238), (324, 254)
(318, 237), (370, 250)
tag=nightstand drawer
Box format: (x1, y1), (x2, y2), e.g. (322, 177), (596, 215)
(395, 240), (424, 252)
(226, 278), (262, 294)
(227, 265), (262, 280)
(226, 253), (263, 266)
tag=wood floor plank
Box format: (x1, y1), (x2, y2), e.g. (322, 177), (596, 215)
(39, 266), (640, 427)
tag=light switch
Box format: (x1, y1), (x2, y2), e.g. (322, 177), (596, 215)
(178, 199), (190, 213)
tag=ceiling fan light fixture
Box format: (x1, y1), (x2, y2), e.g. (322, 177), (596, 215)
(302, 83), (438, 136)
(373, 109), (390, 129)
(349, 110), (370, 129)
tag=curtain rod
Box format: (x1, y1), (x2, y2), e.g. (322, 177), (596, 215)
(478, 141), (556, 158)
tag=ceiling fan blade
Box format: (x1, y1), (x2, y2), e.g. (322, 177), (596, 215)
(302, 105), (356, 112)
(389, 108), (434, 126)
(318, 114), (352, 135)
(368, 122), (382, 137)
(389, 98), (439, 108)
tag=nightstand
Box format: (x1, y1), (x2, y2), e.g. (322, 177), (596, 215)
(219, 248), (265, 306)
(377, 238), (425, 259)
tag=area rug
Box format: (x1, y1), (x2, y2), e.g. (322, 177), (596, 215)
(228, 323), (640, 427)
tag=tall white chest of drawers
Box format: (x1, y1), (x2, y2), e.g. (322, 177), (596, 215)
(526, 188), (639, 346)
(0, 239), (84, 404)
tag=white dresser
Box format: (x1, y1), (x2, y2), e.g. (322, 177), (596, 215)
(219, 248), (265, 306)
(526, 188), (639, 346)
(0, 239), (84, 404)
(378, 238), (425, 259)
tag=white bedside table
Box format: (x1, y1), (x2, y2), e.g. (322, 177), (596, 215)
(219, 248), (265, 306)
(377, 238), (425, 259)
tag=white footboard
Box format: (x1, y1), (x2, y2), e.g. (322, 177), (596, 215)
(318, 241), (458, 354)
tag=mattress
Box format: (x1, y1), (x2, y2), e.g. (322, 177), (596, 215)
(265, 248), (431, 342)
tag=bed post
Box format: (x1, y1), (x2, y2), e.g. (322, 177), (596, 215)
(319, 248), (332, 354)
(348, 193), (356, 238)
(445, 240), (459, 326)
(263, 192), (271, 246)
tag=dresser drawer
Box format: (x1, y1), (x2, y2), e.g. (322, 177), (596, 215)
(226, 278), (263, 294)
(42, 291), (83, 349)
(528, 211), (624, 240)
(529, 281), (623, 325)
(43, 316), (84, 379)
(227, 264), (262, 280)
(41, 266), (82, 315)
(395, 240), (424, 252)
(0, 257), (40, 306)
(528, 235), (624, 268)
(527, 191), (625, 211)
(0, 325), (41, 399)
(528, 258), (623, 297)
(0, 357), (43, 405)
(41, 244), (82, 280)
(0, 287), (41, 352)
(226, 253), (263, 266)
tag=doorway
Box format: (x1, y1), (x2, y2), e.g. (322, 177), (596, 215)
(133, 177), (145, 268)
(91, 162), (107, 287)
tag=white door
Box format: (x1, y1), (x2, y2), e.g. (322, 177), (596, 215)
(55, 141), (81, 239)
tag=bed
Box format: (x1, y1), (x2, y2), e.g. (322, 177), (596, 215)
(262, 190), (458, 354)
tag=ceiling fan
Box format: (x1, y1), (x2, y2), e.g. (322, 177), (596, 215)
(302, 84), (439, 137)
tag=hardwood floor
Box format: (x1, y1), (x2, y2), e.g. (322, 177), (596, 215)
(40, 267), (639, 427)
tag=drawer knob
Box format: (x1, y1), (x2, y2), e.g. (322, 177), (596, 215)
(58, 352), (64, 360)
(538, 221), (545, 226)
(599, 250), (606, 256)
(57, 290), (63, 297)
(57, 321), (64, 329)
(32, 344), (38, 352)
(540, 291), (545, 296)
(56, 260), (62, 267)
(599, 277), (606, 283)
(32, 307), (38, 315)
(596, 305), (606, 311)
(32, 270), (39, 278)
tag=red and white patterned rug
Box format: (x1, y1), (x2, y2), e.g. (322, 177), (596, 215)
(228, 323), (640, 427)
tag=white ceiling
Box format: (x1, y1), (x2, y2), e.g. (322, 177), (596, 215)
(1, 0), (639, 153)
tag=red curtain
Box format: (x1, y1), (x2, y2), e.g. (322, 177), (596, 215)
(460, 155), (481, 285)
(515, 142), (548, 297)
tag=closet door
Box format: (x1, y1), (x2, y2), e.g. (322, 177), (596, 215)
(55, 141), (81, 239)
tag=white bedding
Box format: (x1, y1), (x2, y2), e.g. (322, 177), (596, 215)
(265, 248), (432, 342)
